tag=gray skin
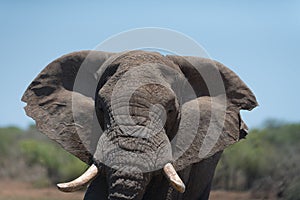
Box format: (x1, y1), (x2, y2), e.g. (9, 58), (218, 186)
(22, 50), (257, 200)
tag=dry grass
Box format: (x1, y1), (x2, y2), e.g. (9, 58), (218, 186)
(0, 180), (254, 200)
(210, 190), (253, 200)
(0, 180), (84, 200)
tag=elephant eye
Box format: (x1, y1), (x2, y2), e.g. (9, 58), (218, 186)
(166, 96), (178, 114)
(167, 107), (174, 113)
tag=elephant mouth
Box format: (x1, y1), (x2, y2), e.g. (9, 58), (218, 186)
(56, 163), (185, 193)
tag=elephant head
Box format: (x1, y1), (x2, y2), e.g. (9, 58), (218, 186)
(22, 50), (257, 200)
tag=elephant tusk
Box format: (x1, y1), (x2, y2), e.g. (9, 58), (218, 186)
(57, 164), (99, 192)
(163, 163), (186, 193)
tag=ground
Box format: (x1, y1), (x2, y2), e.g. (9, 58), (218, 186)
(0, 180), (253, 200)
(0, 180), (83, 200)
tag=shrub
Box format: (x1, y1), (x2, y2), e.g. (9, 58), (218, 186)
(0, 126), (22, 156)
(283, 178), (300, 200)
(213, 122), (300, 198)
(19, 139), (87, 183)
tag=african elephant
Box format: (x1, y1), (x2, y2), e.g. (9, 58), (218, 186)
(22, 50), (257, 200)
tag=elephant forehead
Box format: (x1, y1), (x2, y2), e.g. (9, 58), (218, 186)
(131, 83), (176, 104)
(98, 63), (176, 104)
(110, 50), (177, 68)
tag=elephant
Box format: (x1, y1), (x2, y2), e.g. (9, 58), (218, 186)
(22, 50), (257, 200)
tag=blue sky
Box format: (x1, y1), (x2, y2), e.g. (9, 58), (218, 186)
(1, 1), (299, 129)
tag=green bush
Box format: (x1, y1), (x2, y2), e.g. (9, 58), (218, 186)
(19, 139), (87, 183)
(0, 126), (22, 155)
(0, 125), (87, 185)
(283, 178), (300, 200)
(213, 122), (300, 198)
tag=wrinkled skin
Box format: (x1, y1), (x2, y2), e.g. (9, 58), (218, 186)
(22, 50), (257, 200)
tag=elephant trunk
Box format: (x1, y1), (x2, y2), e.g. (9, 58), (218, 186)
(107, 165), (151, 200)
(94, 126), (173, 199)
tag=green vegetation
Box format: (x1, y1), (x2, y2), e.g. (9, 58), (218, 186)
(0, 127), (22, 156)
(0, 125), (87, 186)
(20, 139), (87, 183)
(213, 121), (300, 199)
(0, 120), (299, 199)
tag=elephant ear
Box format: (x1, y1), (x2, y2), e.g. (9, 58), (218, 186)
(22, 51), (114, 164)
(166, 55), (258, 171)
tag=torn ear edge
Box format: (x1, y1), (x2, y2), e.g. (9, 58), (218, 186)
(173, 96), (256, 171)
(22, 50), (115, 164)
